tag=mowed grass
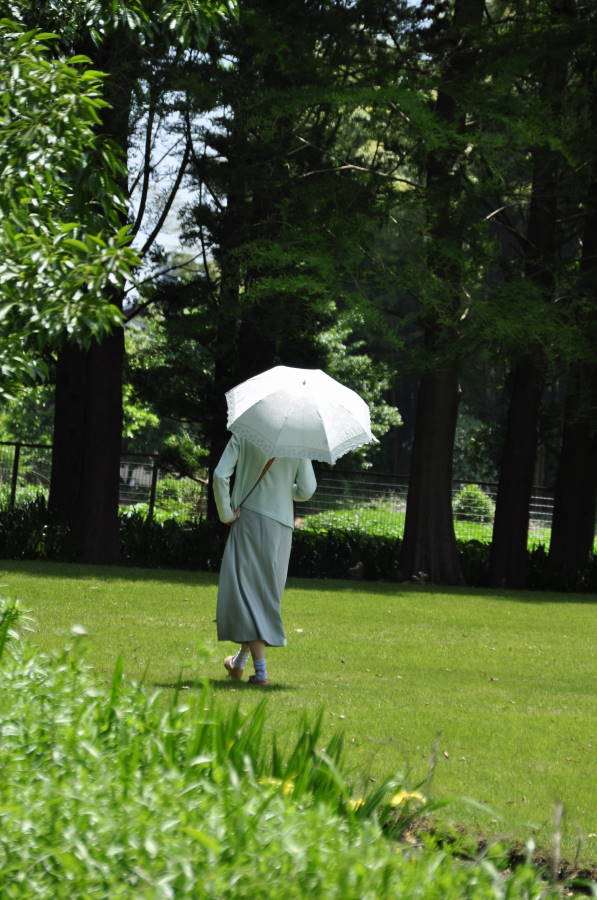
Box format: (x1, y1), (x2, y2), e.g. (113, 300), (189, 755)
(0, 559), (595, 865)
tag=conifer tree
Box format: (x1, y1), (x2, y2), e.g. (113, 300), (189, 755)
(490, 0), (577, 587)
(549, 30), (597, 582)
(398, 0), (484, 584)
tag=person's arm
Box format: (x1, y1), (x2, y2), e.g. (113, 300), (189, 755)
(213, 435), (241, 524)
(293, 459), (317, 502)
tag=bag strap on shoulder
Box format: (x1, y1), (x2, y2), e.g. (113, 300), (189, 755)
(238, 457), (275, 507)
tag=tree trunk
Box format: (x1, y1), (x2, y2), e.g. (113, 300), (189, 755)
(548, 368), (597, 579)
(49, 30), (136, 562)
(489, 0), (573, 587)
(50, 332), (124, 562)
(549, 64), (597, 579)
(489, 144), (557, 586)
(399, 0), (483, 584)
(49, 348), (86, 528)
(489, 357), (544, 586)
(400, 365), (463, 582)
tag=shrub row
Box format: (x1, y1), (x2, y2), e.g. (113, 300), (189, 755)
(0, 499), (595, 592)
(293, 531), (597, 593)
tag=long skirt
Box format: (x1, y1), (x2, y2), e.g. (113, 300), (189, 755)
(216, 507), (292, 647)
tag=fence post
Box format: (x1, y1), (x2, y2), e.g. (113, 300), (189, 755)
(9, 443), (21, 510)
(147, 456), (159, 521)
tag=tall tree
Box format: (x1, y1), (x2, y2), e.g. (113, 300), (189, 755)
(399, 0), (484, 584)
(549, 37), (597, 582)
(11, 1), (230, 561)
(49, 24), (139, 563)
(489, 0), (576, 587)
(171, 0), (403, 518)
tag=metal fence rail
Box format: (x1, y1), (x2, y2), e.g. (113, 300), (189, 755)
(0, 441), (591, 547)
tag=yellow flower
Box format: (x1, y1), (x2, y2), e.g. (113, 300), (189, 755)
(389, 790), (425, 808)
(346, 797), (365, 812)
(258, 777), (282, 789)
(258, 776), (294, 796)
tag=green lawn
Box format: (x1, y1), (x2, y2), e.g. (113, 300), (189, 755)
(1, 559), (595, 865)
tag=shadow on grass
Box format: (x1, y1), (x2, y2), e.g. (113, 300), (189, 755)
(209, 678), (296, 693)
(152, 677), (296, 693)
(0, 558), (594, 603)
(0, 558), (217, 585)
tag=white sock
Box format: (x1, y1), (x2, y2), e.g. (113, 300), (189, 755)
(232, 647), (250, 670)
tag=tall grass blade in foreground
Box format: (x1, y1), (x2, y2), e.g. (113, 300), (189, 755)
(0, 601), (19, 659)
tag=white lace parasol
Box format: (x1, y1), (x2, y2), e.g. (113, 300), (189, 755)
(225, 366), (378, 464)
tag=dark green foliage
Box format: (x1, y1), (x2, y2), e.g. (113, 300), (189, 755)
(0, 496), (73, 561)
(128, 0), (406, 477)
(119, 511), (227, 570)
(290, 528), (403, 582)
(453, 539), (488, 587)
(529, 543), (597, 594)
(0, 496), (49, 560)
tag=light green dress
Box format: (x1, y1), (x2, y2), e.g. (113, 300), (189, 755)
(213, 435), (316, 645)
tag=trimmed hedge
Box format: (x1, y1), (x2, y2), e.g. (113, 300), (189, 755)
(0, 500), (596, 592)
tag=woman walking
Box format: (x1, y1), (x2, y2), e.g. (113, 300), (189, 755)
(213, 432), (317, 686)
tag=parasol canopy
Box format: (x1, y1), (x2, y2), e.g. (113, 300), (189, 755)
(225, 365), (378, 464)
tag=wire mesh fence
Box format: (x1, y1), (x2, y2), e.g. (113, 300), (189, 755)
(119, 455), (207, 520)
(0, 441), (587, 548)
(0, 442), (53, 508)
(298, 470), (557, 546)
(0, 443), (14, 496)
(0, 443), (208, 521)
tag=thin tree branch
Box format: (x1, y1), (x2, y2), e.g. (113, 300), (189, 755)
(139, 137), (192, 258)
(184, 111), (226, 212)
(198, 174), (225, 212)
(198, 167), (217, 298)
(297, 161), (422, 188)
(124, 295), (162, 322)
(149, 136), (186, 178)
(130, 134), (185, 198)
(482, 201), (530, 253)
(130, 89), (158, 239)
(128, 89), (166, 198)
(475, 156), (530, 251)
(124, 250), (205, 307)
